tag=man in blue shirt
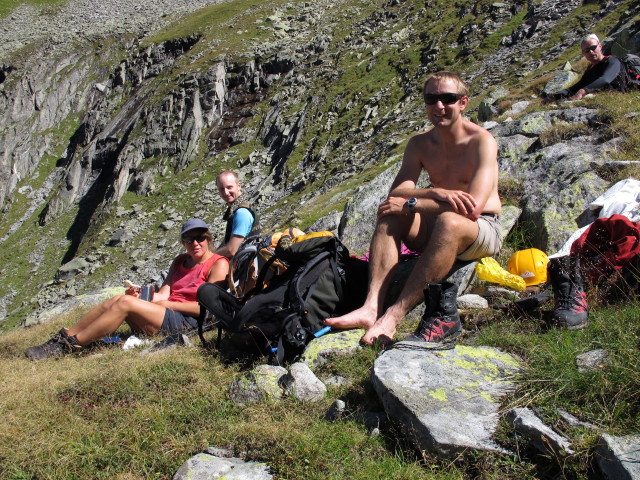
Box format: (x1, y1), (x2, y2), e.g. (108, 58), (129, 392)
(215, 170), (260, 258)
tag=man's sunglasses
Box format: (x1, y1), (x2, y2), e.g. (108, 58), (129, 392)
(582, 44), (599, 54)
(182, 234), (208, 244)
(423, 93), (465, 105)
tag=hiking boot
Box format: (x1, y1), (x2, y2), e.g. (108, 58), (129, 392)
(407, 282), (461, 343)
(24, 328), (83, 360)
(548, 256), (588, 330)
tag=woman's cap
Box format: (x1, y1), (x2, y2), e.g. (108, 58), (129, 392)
(180, 218), (209, 235)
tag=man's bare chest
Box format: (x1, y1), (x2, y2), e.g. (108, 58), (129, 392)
(422, 153), (476, 187)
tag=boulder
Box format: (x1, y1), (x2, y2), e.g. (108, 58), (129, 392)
(55, 256), (92, 282)
(457, 294), (489, 309)
(576, 349), (609, 373)
(542, 70), (580, 97)
(478, 86), (509, 122)
(506, 100), (530, 116)
(108, 228), (134, 246)
(339, 162), (431, 256)
(301, 329), (362, 367)
(228, 365), (287, 405)
(173, 452), (273, 480)
(279, 362), (327, 402)
(557, 409), (598, 430)
(372, 343), (520, 456)
(25, 286), (123, 326)
(507, 407), (575, 456)
(594, 433), (640, 480)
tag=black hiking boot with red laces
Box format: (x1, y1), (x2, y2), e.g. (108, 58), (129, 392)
(24, 328), (83, 360)
(548, 256), (589, 330)
(407, 282), (462, 343)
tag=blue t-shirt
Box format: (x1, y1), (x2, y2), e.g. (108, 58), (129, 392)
(231, 207), (254, 238)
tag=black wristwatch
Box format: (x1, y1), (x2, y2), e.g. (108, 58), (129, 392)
(405, 197), (417, 213)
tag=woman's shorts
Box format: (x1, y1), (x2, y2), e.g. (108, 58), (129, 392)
(457, 214), (503, 261)
(160, 308), (198, 334)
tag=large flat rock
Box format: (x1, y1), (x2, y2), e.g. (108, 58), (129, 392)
(372, 343), (520, 456)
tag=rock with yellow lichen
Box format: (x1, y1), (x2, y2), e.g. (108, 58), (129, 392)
(372, 343), (521, 456)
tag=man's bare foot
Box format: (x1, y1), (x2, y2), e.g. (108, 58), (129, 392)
(361, 314), (398, 346)
(325, 305), (377, 330)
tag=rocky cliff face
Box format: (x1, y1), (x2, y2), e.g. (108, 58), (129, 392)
(0, 0), (638, 327)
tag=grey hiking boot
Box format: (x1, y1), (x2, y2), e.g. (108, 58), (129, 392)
(24, 328), (83, 360)
(407, 282), (462, 343)
(548, 256), (589, 330)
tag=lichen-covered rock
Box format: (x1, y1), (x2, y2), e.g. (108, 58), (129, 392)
(228, 364), (287, 405)
(372, 344), (520, 456)
(25, 286), (124, 327)
(301, 329), (362, 367)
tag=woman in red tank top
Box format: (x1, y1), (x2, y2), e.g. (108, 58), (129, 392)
(25, 219), (229, 360)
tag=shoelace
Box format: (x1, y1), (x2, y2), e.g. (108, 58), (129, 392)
(416, 316), (448, 337)
(389, 341), (455, 352)
(557, 294), (586, 311)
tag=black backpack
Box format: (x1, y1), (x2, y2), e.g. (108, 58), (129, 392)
(227, 228), (301, 297)
(620, 53), (640, 89)
(197, 233), (350, 363)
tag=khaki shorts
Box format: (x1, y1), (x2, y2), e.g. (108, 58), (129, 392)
(457, 214), (503, 261)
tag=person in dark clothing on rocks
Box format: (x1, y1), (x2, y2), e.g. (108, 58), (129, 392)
(542, 34), (626, 104)
(24, 219), (229, 360)
(215, 170), (260, 258)
(325, 71), (503, 345)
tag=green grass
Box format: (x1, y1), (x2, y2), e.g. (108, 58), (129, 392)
(2, 284), (638, 478)
(0, 316), (453, 479)
(0, 0), (66, 18)
(476, 302), (640, 433)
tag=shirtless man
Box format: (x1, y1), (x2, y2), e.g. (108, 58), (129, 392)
(326, 71), (502, 345)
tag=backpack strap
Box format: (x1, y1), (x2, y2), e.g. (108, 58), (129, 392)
(197, 305), (206, 345)
(244, 253), (280, 299)
(288, 251), (332, 317)
(276, 336), (286, 365)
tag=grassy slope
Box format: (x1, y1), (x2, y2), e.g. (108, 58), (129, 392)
(0, 0), (66, 17)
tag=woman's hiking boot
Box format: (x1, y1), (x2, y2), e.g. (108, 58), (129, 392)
(548, 256), (588, 329)
(407, 282), (461, 342)
(24, 328), (83, 360)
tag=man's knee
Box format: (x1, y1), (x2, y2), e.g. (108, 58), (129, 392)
(434, 212), (478, 244)
(375, 214), (412, 237)
(435, 211), (467, 231)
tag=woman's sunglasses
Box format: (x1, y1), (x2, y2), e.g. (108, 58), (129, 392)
(182, 234), (208, 244)
(582, 44), (599, 54)
(423, 93), (465, 105)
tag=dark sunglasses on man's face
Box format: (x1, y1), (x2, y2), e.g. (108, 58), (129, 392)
(582, 44), (598, 54)
(423, 93), (465, 105)
(182, 234), (207, 244)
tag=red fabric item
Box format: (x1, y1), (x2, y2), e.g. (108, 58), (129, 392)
(570, 214), (640, 281)
(168, 253), (228, 303)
